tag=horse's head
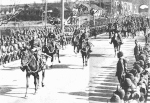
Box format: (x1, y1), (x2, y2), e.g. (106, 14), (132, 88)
(82, 43), (90, 53)
(20, 47), (32, 66)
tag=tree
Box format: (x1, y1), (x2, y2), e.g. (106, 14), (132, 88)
(52, 8), (60, 17)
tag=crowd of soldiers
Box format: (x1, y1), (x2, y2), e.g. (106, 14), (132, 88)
(107, 15), (150, 103)
(107, 15), (150, 39)
(0, 26), (73, 65)
(109, 40), (150, 103)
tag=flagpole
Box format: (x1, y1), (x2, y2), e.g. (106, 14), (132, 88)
(45, 0), (47, 28)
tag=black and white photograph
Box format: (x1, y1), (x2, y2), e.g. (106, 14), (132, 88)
(0, 0), (150, 103)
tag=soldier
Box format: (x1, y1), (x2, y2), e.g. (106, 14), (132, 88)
(134, 40), (142, 61)
(116, 51), (128, 87)
(47, 29), (57, 47)
(9, 40), (15, 61)
(13, 39), (19, 60)
(1, 41), (6, 64)
(48, 31), (56, 40)
(29, 32), (42, 60)
(6, 41), (13, 63)
(82, 38), (93, 52)
(0, 43), (2, 65)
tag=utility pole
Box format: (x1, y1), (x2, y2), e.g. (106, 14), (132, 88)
(61, 0), (64, 34)
(45, 0), (47, 28)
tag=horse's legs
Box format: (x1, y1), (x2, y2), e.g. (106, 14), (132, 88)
(77, 45), (79, 53)
(51, 55), (54, 67)
(82, 53), (84, 67)
(114, 48), (117, 57)
(85, 54), (88, 66)
(118, 45), (121, 51)
(41, 70), (45, 87)
(33, 74), (38, 95)
(64, 41), (67, 48)
(57, 50), (61, 63)
(74, 45), (76, 52)
(25, 73), (29, 97)
(62, 41), (64, 50)
(37, 73), (39, 88)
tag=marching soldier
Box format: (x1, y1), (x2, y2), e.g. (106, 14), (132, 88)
(1, 42), (6, 64)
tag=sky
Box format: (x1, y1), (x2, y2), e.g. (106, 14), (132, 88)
(0, 0), (78, 5)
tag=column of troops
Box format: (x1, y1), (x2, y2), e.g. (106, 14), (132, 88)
(0, 26), (73, 65)
(107, 16), (150, 39)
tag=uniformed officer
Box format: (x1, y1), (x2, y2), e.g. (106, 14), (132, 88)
(29, 32), (42, 60)
(47, 29), (57, 48)
(83, 38), (93, 52)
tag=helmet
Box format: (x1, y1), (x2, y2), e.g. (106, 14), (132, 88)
(126, 73), (135, 82)
(135, 39), (138, 43)
(114, 87), (125, 99)
(139, 60), (144, 67)
(130, 69), (138, 76)
(134, 64), (143, 73)
(117, 51), (123, 58)
(125, 78), (132, 87)
(110, 93), (120, 103)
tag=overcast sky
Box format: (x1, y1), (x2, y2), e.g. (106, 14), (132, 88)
(0, 0), (79, 5)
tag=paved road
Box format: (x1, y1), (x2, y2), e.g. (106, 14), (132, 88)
(0, 33), (148, 103)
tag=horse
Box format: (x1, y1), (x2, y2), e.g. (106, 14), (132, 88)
(110, 34), (122, 57)
(81, 42), (90, 66)
(20, 47), (46, 97)
(42, 40), (61, 67)
(59, 35), (66, 50)
(73, 34), (80, 53)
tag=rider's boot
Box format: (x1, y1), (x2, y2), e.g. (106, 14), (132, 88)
(20, 66), (25, 72)
(89, 47), (92, 52)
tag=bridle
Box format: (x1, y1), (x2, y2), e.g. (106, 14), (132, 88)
(21, 49), (39, 73)
(44, 38), (56, 54)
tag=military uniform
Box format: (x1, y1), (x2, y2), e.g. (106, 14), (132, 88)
(82, 38), (92, 52)
(116, 52), (127, 87)
(1, 44), (6, 64)
(134, 40), (142, 61)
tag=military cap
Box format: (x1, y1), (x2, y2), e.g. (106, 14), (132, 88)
(125, 78), (132, 87)
(126, 73), (135, 82)
(130, 69), (138, 77)
(117, 51), (123, 58)
(114, 87), (125, 100)
(134, 64), (143, 73)
(138, 60), (145, 67)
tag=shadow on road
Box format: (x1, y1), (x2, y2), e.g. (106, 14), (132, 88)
(50, 64), (83, 69)
(1, 66), (20, 71)
(0, 85), (34, 98)
(90, 54), (106, 57)
(58, 65), (119, 103)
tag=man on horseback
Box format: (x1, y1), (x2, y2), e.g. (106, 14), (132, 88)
(20, 32), (42, 71)
(31, 32), (42, 60)
(47, 30), (57, 48)
(110, 32), (123, 56)
(82, 38), (93, 52)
